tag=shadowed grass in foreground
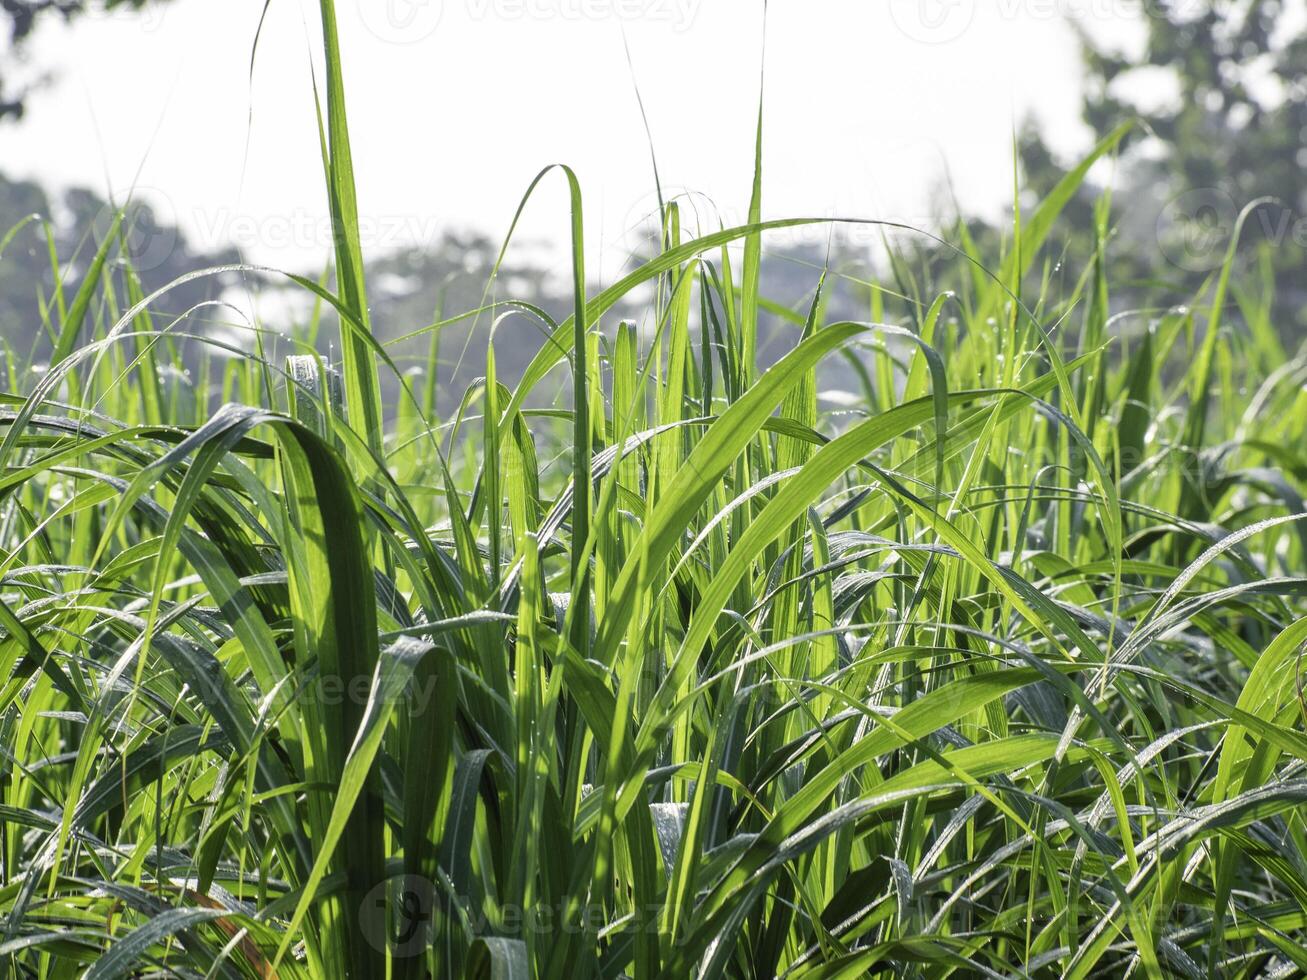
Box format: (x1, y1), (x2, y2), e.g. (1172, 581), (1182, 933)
(1, 3), (1306, 977)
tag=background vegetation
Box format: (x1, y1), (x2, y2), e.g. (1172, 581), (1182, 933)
(0, 0), (1305, 976)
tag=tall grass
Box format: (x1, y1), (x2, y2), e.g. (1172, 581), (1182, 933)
(1, 4), (1306, 977)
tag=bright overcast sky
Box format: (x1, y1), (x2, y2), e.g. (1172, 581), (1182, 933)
(8, 0), (1142, 279)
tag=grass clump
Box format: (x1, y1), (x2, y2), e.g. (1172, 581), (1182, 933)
(1, 3), (1306, 977)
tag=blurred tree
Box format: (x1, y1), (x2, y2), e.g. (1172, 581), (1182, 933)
(1019, 0), (1306, 330)
(1079, 0), (1304, 206)
(1, 0), (171, 119)
(0, 169), (588, 410)
(0, 171), (240, 368)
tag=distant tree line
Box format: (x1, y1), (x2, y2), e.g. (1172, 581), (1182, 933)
(4, 0), (1302, 403)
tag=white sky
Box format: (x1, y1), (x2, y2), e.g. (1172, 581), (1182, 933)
(6, 0), (1142, 279)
